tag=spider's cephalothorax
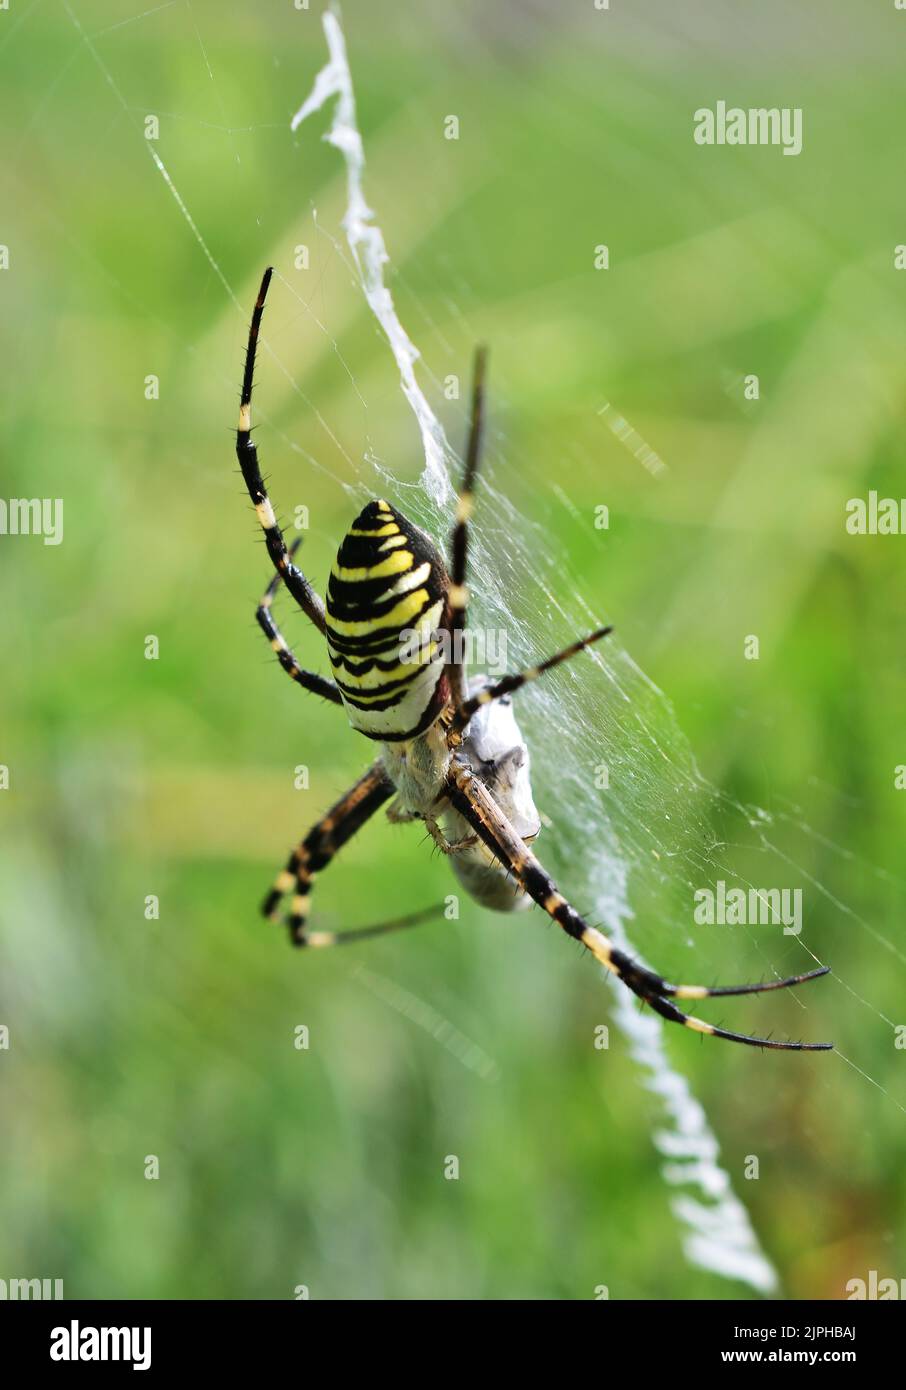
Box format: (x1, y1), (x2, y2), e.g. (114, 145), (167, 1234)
(233, 266), (833, 1053)
(326, 498), (449, 741)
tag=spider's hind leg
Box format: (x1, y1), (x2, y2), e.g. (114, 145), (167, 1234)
(446, 346), (487, 716)
(452, 625), (614, 733)
(256, 538), (342, 705)
(236, 267), (328, 635)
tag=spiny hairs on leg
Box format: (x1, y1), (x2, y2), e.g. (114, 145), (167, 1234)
(445, 762), (833, 1052)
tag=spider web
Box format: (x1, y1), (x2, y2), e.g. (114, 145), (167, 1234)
(13, 0), (903, 1298)
(274, 10), (905, 1294)
(281, 9), (785, 1290)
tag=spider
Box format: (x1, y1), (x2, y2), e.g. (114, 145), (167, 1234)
(234, 266), (832, 1052)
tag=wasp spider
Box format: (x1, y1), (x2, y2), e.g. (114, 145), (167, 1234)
(234, 267), (831, 1051)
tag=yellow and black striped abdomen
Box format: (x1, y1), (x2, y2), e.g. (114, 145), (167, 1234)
(326, 500), (449, 741)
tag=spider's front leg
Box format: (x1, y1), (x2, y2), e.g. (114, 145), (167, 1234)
(445, 760), (833, 1052)
(263, 765), (446, 949)
(387, 800), (476, 856)
(423, 815), (478, 856)
(264, 760), (394, 944)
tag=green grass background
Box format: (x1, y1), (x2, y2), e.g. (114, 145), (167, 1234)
(1, 0), (904, 1299)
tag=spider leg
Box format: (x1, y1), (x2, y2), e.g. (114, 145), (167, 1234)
(256, 538), (342, 705)
(423, 814), (478, 855)
(304, 903), (446, 949)
(445, 760), (832, 1051)
(236, 267), (328, 636)
(452, 625), (613, 732)
(447, 346), (487, 715)
(261, 760), (394, 945)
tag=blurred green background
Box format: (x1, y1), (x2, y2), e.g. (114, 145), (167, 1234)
(1, 0), (904, 1299)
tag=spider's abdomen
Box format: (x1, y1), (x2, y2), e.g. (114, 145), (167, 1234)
(326, 499), (449, 741)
